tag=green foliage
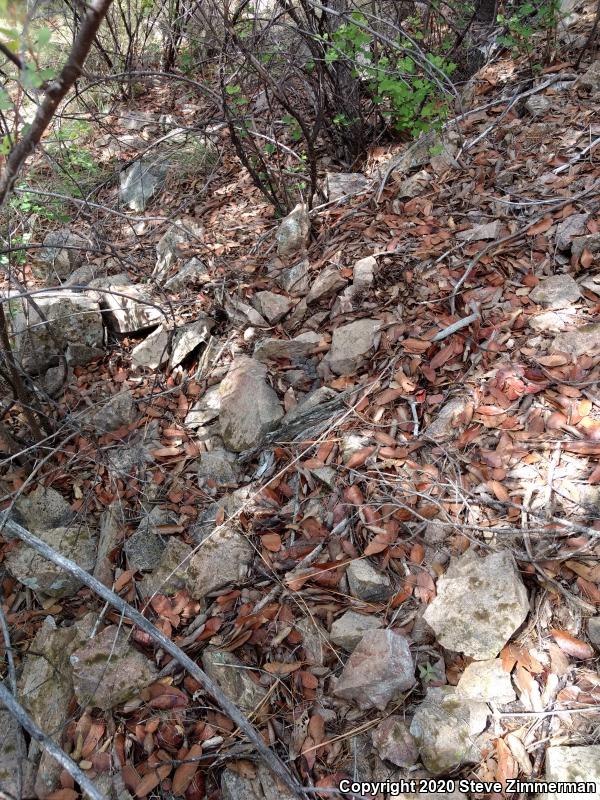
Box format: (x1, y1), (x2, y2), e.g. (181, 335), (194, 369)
(497, 0), (560, 68)
(9, 188), (69, 222)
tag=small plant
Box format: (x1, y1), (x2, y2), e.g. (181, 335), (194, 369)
(497, 0), (560, 70)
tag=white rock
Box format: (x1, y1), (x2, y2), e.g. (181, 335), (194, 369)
(185, 384), (221, 428)
(395, 169), (431, 199)
(325, 318), (381, 375)
(34, 228), (92, 282)
(170, 317), (213, 368)
(588, 617), (600, 651)
(154, 219), (204, 283)
(330, 610), (383, 650)
(131, 325), (169, 369)
(306, 267), (347, 302)
(202, 648), (266, 711)
(197, 448), (240, 485)
(456, 658), (516, 704)
(572, 232), (600, 261)
(529, 310), (576, 332)
(347, 559), (392, 602)
(372, 716), (418, 767)
(540, 746), (600, 799)
(577, 61), (600, 92)
(325, 171), (371, 200)
(552, 323), (600, 356)
(251, 291), (292, 323)
(353, 256), (376, 291)
(423, 549), (529, 660)
(276, 203), (309, 261)
(525, 95), (551, 117)
(276, 257), (310, 295)
(163, 257), (210, 290)
(119, 158), (168, 211)
(85, 389), (137, 432)
(530, 274), (581, 308)
(98, 283), (163, 333)
(456, 220), (502, 241)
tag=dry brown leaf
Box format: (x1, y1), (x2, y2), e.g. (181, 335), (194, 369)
(550, 629), (594, 659)
(172, 743), (203, 796)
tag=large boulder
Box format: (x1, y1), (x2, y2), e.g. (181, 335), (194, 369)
(423, 549), (529, 660)
(219, 356), (283, 451)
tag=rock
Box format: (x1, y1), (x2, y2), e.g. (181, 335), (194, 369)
(410, 686), (488, 774)
(333, 629), (415, 710)
(98, 283), (163, 333)
(131, 325), (170, 369)
(372, 716), (418, 767)
(395, 169), (431, 198)
(296, 616), (328, 666)
(456, 220), (502, 241)
(12, 485), (74, 534)
(525, 95), (551, 117)
(540, 746), (600, 799)
(324, 318), (381, 375)
(119, 158), (168, 211)
(8, 291), (103, 373)
(0, 710), (30, 799)
(221, 769), (261, 800)
(94, 503), (122, 586)
(555, 213), (589, 250)
(70, 624), (158, 709)
(588, 617), (600, 651)
(197, 448), (240, 485)
(276, 257), (310, 295)
(390, 131), (446, 178)
(330, 610), (383, 651)
(185, 384), (221, 428)
(124, 524), (166, 572)
(6, 524), (97, 598)
(423, 549), (529, 660)
(529, 309), (576, 332)
(225, 295), (267, 327)
(163, 256), (210, 290)
(85, 389), (137, 432)
(154, 219), (204, 283)
(121, 109), (158, 131)
(577, 61), (600, 92)
(529, 274), (581, 308)
(202, 649), (267, 711)
(456, 658), (516, 704)
(572, 232), (600, 261)
(552, 323), (600, 356)
(325, 171), (371, 200)
(254, 331), (321, 362)
(276, 203), (309, 261)
(251, 291), (292, 323)
(424, 396), (470, 441)
(281, 387), (338, 428)
(139, 537), (193, 596)
(347, 559), (392, 602)
(219, 356), (283, 451)
(353, 256), (376, 291)
(34, 228), (92, 282)
(306, 267), (347, 303)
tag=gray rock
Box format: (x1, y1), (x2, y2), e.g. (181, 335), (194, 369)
(529, 309), (576, 332)
(424, 396), (470, 441)
(124, 525), (166, 572)
(572, 232), (600, 261)
(163, 256), (210, 290)
(325, 171), (371, 200)
(251, 291), (292, 324)
(395, 169), (431, 199)
(185, 384), (221, 428)
(529, 274), (581, 308)
(281, 387), (338, 428)
(330, 610), (383, 651)
(131, 325), (170, 369)
(12, 484), (74, 534)
(588, 617), (600, 651)
(0, 710), (31, 799)
(119, 158), (168, 211)
(372, 716), (418, 767)
(98, 283), (163, 333)
(525, 95), (551, 117)
(456, 220), (502, 241)
(353, 256), (376, 291)
(34, 228), (92, 282)
(253, 331), (321, 362)
(333, 629), (415, 710)
(276, 203), (309, 261)
(325, 318), (381, 375)
(8, 291), (103, 373)
(121, 110), (158, 131)
(221, 769), (262, 800)
(555, 213), (589, 250)
(225, 294), (267, 327)
(276, 257), (310, 295)
(389, 130), (447, 178)
(85, 389), (137, 432)
(197, 448), (240, 485)
(410, 686), (488, 775)
(202, 649), (267, 711)
(455, 658), (516, 704)
(540, 746), (600, 799)
(93, 503), (122, 586)
(347, 559), (392, 602)
(70, 624), (158, 709)
(219, 356), (283, 451)
(154, 219), (204, 283)
(552, 323), (600, 356)
(306, 267), (347, 303)
(6, 524), (97, 598)
(423, 549), (529, 659)
(577, 60), (600, 92)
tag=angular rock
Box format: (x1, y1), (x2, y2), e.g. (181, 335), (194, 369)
(0, 710), (31, 799)
(8, 291), (103, 373)
(347, 559), (392, 602)
(163, 256), (210, 290)
(253, 331), (321, 362)
(424, 396), (470, 441)
(572, 232), (600, 261)
(6, 524), (97, 598)
(93, 503), (122, 586)
(197, 448), (240, 485)
(119, 158), (168, 211)
(541, 746), (600, 799)
(353, 256), (376, 291)
(325, 318), (381, 375)
(131, 325), (170, 369)
(456, 658), (516, 704)
(456, 220), (502, 241)
(372, 716), (418, 767)
(202, 649), (267, 711)
(395, 169), (431, 199)
(577, 61), (600, 92)
(34, 228), (92, 282)
(251, 291), (292, 324)
(529, 309), (576, 332)
(276, 203), (309, 261)
(124, 525), (166, 572)
(525, 95), (551, 117)
(333, 629), (415, 710)
(85, 389), (137, 432)
(99, 283), (163, 333)
(306, 267), (347, 303)
(552, 323), (600, 356)
(154, 219), (204, 283)
(12, 484), (74, 534)
(276, 257), (310, 295)
(225, 294), (267, 327)
(529, 274), (581, 308)
(423, 549), (529, 659)
(219, 356), (283, 451)
(330, 610), (383, 651)
(185, 383), (221, 428)
(325, 171), (371, 200)
(70, 625), (158, 709)
(281, 387), (338, 428)
(588, 617), (600, 651)
(410, 686), (488, 774)
(555, 213), (589, 250)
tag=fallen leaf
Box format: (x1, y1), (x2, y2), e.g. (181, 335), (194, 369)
(550, 629), (594, 659)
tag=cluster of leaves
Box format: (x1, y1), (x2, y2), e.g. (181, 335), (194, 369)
(498, 0), (561, 70)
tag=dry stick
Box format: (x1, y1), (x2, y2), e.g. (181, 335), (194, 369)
(449, 180), (600, 314)
(0, 680), (104, 800)
(0, 514), (305, 799)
